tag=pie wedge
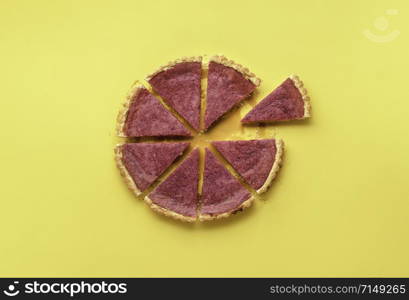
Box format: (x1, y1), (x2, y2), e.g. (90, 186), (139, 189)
(147, 57), (202, 131)
(199, 148), (254, 221)
(115, 142), (189, 196)
(145, 148), (200, 222)
(241, 75), (310, 123)
(117, 83), (191, 137)
(204, 55), (260, 130)
(212, 139), (283, 194)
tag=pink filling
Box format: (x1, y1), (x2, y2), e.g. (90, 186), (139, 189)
(242, 78), (304, 123)
(121, 142), (189, 191)
(212, 139), (277, 190)
(201, 149), (251, 215)
(147, 149), (199, 218)
(205, 61), (256, 130)
(124, 88), (191, 137)
(149, 62), (201, 131)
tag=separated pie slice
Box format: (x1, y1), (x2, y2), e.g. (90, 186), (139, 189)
(241, 76), (310, 123)
(115, 142), (189, 196)
(147, 57), (202, 131)
(145, 148), (200, 222)
(200, 148), (253, 221)
(212, 139), (283, 194)
(117, 83), (191, 137)
(204, 55), (260, 130)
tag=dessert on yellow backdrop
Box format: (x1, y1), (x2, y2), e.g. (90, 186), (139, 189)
(0, 0), (408, 277)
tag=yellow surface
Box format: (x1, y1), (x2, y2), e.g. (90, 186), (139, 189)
(1, 0), (408, 277)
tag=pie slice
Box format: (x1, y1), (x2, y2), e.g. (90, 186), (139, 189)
(117, 83), (191, 137)
(200, 148), (253, 221)
(204, 55), (260, 130)
(147, 57), (202, 131)
(115, 142), (189, 196)
(145, 148), (200, 222)
(212, 139), (283, 194)
(241, 75), (310, 123)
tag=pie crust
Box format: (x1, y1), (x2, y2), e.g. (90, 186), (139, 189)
(256, 139), (284, 194)
(198, 196), (255, 221)
(143, 196), (197, 222)
(289, 75), (311, 118)
(145, 56), (203, 81)
(114, 144), (142, 196)
(208, 55), (261, 87)
(116, 81), (144, 137)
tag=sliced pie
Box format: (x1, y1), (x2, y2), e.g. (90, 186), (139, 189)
(200, 148), (253, 221)
(145, 148), (200, 222)
(117, 83), (191, 137)
(147, 57), (202, 131)
(115, 142), (189, 196)
(241, 75), (310, 123)
(212, 139), (283, 194)
(204, 55), (260, 130)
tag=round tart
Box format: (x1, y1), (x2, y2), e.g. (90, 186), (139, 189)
(115, 55), (311, 222)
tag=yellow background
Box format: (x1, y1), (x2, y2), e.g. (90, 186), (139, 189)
(1, 0), (408, 277)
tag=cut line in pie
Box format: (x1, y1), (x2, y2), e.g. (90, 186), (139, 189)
(115, 142), (189, 195)
(147, 57), (202, 131)
(242, 76), (310, 124)
(212, 139), (283, 194)
(115, 55), (311, 222)
(145, 148), (200, 222)
(117, 83), (191, 137)
(199, 148), (254, 221)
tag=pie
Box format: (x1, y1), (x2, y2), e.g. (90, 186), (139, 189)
(241, 76), (310, 123)
(145, 149), (200, 222)
(204, 55), (260, 130)
(212, 139), (283, 194)
(115, 55), (311, 222)
(199, 148), (254, 221)
(117, 83), (191, 137)
(147, 57), (202, 131)
(115, 142), (189, 195)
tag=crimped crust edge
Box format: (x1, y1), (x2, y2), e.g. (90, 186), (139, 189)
(145, 56), (203, 81)
(198, 196), (255, 221)
(209, 55), (261, 86)
(290, 75), (311, 118)
(144, 196), (197, 222)
(114, 144), (142, 196)
(256, 139), (284, 194)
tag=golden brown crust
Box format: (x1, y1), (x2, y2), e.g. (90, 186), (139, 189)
(144, 196), (197, 222)
(145, 56), (203, 81)
(290, 75), (311, 118)
(256, 139), (284, 194)
(114, 144), (142, 196)
(209, 55), (261, 87)
(198, 196), (255, 221)
(116, 81), (145, 137)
